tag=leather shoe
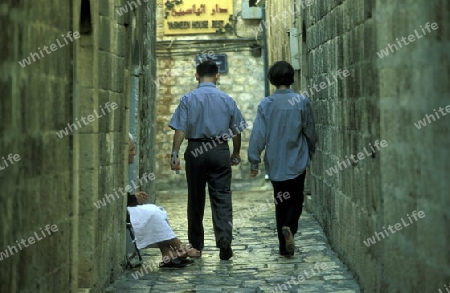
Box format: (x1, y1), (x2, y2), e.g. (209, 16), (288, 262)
(219, 238), (233, 260)
(282, 226), (295, 256)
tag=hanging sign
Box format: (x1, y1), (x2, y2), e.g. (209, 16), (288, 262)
(164, 0), (234, 35)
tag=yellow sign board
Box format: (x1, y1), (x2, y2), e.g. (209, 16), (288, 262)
(164, 0), (234, 35)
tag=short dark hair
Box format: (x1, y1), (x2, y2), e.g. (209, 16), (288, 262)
(196, 60), (218, 77)
(268, 61), (294, 86)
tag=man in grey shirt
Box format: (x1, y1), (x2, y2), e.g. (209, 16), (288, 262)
(248, 61), (316, 257)
(169, 60), (247, 260)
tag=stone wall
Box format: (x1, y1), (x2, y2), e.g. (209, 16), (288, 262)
(299, 1), (383, 290)
(153, 0), (268, 192)
(264, 0), (450, 292)
(0, 1), (75, 291)
(375, 1), (449, 292)
(0, 0), (156, 292)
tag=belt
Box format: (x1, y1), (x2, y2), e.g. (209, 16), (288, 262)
(188, 137), (228, 143)
(188, 138), (215, 142)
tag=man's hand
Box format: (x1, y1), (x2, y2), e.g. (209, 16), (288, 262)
(170, 157), (181, 171)
(230, 153), (241, 166)
(231, 134), (241, 165)
(250, 169), (259, 177)
(170, 130), (185, 173)
(134, 192), (149, 204)
(249, 162), (259, 177)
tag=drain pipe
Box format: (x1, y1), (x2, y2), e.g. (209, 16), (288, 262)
(128, 41), (140, 193)
(262, 5), (270, 97)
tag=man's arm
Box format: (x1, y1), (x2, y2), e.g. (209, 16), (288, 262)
(229, 99), (246, 165)
(170, 129), (185, 170)
(248, 105), (266, 176)
(230, 133), (241, 165)
(171, 129), (185, 153)
(303, 100), (317, 160)
(169, 97), (187, 154)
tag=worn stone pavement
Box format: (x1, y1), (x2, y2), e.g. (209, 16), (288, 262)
(105, 186), (361, 293)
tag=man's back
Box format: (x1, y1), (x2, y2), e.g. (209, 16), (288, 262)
(170, 82), (244, 139)
(249, 89), (316, 181)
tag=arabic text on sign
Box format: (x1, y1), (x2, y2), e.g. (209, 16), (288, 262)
(211, 4), (229, 15)
(171, 4), (229, 17)
(172, 4), (206, 16)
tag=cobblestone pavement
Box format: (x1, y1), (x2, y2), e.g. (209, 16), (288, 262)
(105, 187), (361, 293)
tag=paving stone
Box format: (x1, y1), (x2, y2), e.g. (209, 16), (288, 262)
(105, 190), (361, 292)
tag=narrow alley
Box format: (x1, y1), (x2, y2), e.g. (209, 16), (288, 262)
(1, 0), (449, 293)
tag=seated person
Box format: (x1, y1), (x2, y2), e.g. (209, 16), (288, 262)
(127, 135), (201, 267)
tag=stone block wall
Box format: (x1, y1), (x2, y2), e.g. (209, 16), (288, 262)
(264, 0), (450, 292)
(75, 0), (128, 291)
(0, 1), (76, 292)
(266, 0), (295, 62)
(375, 1), (449, 292)
(300, 1), (383, 291)
(0, 0), (156, 292)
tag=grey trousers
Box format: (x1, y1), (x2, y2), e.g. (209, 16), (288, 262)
(184, 140), (232, 250)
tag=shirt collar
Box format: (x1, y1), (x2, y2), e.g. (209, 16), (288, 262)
(198, 82), (217, 88)
(274, 88), (294, 94)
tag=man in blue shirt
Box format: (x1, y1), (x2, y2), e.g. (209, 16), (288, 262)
(248, 61), (316, 257)
(169, 60), (247, 260)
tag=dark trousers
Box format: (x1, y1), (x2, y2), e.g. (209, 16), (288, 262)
(184, 141), (232, 250)
(270, 171), (306, 253)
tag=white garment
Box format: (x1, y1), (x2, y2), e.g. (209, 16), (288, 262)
(127, 204), (176, 250)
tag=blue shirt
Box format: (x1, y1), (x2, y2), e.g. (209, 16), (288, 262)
(169, 82), (246, 139)
(248, 89), (316, 181)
